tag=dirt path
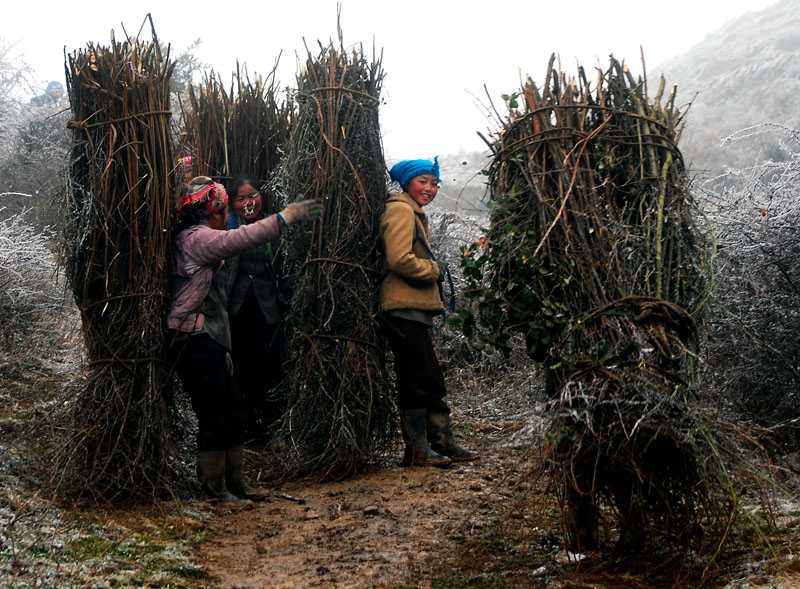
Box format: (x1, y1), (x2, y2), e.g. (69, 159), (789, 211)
(196, 429), (538, 588)
(194, 352), (552, 588)
(191, 357), (800, 589)
(193, 433), (800, 589)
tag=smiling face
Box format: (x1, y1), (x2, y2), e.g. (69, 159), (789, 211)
(233, 182), (263, 222)
(405, 174), (439, 207)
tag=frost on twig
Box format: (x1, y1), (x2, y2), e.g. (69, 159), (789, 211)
(699, 124), (800, 445)
(0, 210), (74, 358)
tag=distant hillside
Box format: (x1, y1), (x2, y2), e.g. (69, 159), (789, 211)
(659, 0), (800, 179)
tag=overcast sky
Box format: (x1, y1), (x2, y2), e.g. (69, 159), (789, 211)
(3, 0), (780, 160)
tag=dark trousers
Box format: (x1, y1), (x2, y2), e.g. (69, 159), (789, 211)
(172, 334), (248, 451)
(379, 314), (450, 414)
(230, 290), (286, 430)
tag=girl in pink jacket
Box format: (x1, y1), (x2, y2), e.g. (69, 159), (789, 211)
(169, 176), (321, 505)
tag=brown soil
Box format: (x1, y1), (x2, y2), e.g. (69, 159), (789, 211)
(4, 356), (799, 588)
(195, 432), (800, 589)
(195, 424), (558, 589)
(194, 349), (568, 588)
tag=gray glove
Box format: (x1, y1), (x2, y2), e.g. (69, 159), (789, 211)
(279, 199), (323, 224)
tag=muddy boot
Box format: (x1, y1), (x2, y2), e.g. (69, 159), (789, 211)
(400, 409), (451, 468)
(196, 451), (251, 506)
(225, 445), (269, 500)
(616, 506), (647, 550)
(427, 412), (479, 462)
(612, 478), (647, 550)
(565, 488), (598, 551)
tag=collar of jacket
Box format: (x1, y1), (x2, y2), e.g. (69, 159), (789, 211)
(226, 211), (266, 230)
(387, 190), (424, 213)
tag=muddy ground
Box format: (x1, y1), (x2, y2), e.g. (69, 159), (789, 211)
(199, 438), (530, 588)
(191, 370), (800, 589)
(3, 350), (800, 588)
(195, 360), (561, 589)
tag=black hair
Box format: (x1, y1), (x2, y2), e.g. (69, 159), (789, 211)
(228, 172), (278, 215)
(174, 200), (210, 234)
(228, 173), (261, 201)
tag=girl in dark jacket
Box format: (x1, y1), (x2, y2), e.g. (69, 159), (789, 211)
(225, 173), (289, 438)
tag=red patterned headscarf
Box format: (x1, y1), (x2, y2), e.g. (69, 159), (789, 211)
(178, 176), (228, 216)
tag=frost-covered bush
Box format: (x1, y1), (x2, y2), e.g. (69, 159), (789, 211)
(0, 100), (70, 229)
(0, 38), (69, 229)
(0, 211), (72, 357)
(700, 124), (800, 448)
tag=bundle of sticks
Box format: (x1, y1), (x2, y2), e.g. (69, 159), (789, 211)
(180, 63), (291, 213)
(275, 36), (395, 479)
(60, 25), (177, 498)
(463, 55), (732, 547)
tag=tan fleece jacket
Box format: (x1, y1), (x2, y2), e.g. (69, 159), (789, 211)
(378, 192), (444, 314)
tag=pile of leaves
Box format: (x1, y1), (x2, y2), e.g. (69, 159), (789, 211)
(275, 33), (395, 479)
(58, 21), (178, 498)
(458, 55), (736, 552)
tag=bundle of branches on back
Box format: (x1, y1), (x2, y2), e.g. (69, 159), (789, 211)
(180, 63), (291, 213)
(275, 32), (394, 479)
(58, 22), (177, 498)
(459, 54), (739, 553)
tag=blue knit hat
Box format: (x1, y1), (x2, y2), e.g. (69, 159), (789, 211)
(389, 156), (440, 188)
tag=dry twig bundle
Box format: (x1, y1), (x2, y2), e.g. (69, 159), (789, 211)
(460, 55), (731, 549)
(180, 64), (291, 211)
(276, 34), (394, 479)
(58, 24), (176, 498)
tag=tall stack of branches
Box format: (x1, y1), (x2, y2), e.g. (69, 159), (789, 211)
(58, 27), (177, 498)
(275, 35), (394, 479)
(181, 64), (291, 212)
(460, 55), (738, 550)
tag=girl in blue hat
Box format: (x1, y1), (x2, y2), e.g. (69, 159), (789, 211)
(378, 157), (479, 467)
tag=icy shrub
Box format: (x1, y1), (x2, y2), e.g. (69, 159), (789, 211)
(700, 125), (800, 448)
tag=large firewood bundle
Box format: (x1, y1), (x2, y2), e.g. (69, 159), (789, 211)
(60, 25), (177, 498)
(275, 36), (395, 479)
(461, 55), (736, 549)
(180, 63), (291, 212)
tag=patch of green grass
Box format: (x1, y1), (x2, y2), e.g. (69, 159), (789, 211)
(0, 542), (66, 564)
(69, 535), (150, 560)
(61, 517), (211, 585)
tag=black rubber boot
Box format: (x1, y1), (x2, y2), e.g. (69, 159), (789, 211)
(565, 487), (598, 551)
(400, 409), (452, 468)
(614, 486), (647, 550)
(196, 451), (251, 506)
(427, 412), (480, 462)
(225, 445), (269, 500)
